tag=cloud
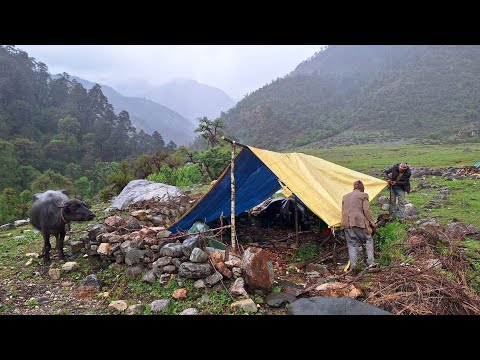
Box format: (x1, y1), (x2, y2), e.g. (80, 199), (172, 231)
(17, 45), (323, 100)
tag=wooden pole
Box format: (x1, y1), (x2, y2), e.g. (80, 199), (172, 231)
(220, 211), (224, 242)
(221, 135), (246, 148)
(230, 142), (237, 251)
(294, 196), (299, 245)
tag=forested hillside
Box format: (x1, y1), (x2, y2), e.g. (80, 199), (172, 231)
(64, 76), (195, 145)
(222, 45), (480, 149)
(0, 45), (236, 225)
(0, 46), (176, 209)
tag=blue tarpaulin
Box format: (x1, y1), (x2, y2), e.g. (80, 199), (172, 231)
(475, 162), (480, 167)
(169, 147), (280, 233)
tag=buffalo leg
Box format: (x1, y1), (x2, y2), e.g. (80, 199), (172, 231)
(41, 233), (51, 264)
(56, 232), (66, 261)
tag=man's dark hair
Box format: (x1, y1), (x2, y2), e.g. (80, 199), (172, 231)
(353, 180), (364, 191)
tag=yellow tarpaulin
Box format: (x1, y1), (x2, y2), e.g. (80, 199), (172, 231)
(248, 146), (387, 227)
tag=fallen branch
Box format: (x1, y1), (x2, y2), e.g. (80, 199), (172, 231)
(291, 245), (348, 269)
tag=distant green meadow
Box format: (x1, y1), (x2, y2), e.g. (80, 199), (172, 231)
(298, 142), (480, 173)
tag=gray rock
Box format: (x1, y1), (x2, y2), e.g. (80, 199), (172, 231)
(0, 223), (14, 231)
(231, 298), (257, 313)
(189, 247), (209, 263)
(127, 304), (145, 315)
(120, 241), (132, 255)
(181, 235), (200, 257)
(230, 277), (248, 298)
(212, 283), (224, 291)
(178, 262), (214, 279)
(405, 203), (418, 218)
(172, 258), (183, 268)
(376, 196), (390, 205)
(194, 279), (206, 289)
(142, 270), (157, 284)
(173, 276), (184, 287)
(266, 292), (297, 308)
(70, 241), (84, 253)
(156, 230), (172, 238)
(179, 308), (198, 315)
(106, 179), (183, 211)
(88, 224), (108, 242)
(80, 274), (104, 290)
(150, 216), (163, 226)
(287, 297), (391, 315)
(205, 271), (223, 287)
(131, 237), (146, 249)
(150, 299), (170, 313)
(153, 256), (172, 268)
(48, 268), (61, 280)
(115, 254), (125, 264)
(62, 262), (79, 272)
(125, 249), (144, 266)
(125, 216), (141, 230)
(160, 243), (184, 257)
(125, 265), (143, 279)
(14, 219), (29, 227)
(163, 265), (177, 274)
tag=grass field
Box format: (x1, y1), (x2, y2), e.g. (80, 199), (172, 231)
(298, 142), (480, 173)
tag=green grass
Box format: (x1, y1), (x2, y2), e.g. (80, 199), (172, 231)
(291, 242), (319, 262)
(375, 222), (409, 266)
(297, 143), (480, 173)
(462, 238), (480, 293)
(369, 177), (480, 227)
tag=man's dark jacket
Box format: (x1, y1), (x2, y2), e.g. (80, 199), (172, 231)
(383, 164), (411, 193)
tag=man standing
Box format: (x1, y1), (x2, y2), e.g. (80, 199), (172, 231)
(382, 163), (411, 222)
(341, 180), (377, 270)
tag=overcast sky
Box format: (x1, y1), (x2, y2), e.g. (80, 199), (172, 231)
(17, 45), (323, 100)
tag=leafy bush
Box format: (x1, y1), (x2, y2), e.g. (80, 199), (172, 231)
(147, 164), (202, 187)
(0, 188), (19, 223)
(375, 222), (408, 266)
(147, 164), (175, 185)
(30, 169), (75, 195)
(74, 176), (92, 201)
(175, 164), (202, 187)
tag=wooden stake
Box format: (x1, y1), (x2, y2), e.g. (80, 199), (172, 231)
(230, 141), (237, 251)
(294, 196), (299, 246)
(220, 211), (224, 242)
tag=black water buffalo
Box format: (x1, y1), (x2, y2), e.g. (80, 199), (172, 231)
(30, 190), (95, 264)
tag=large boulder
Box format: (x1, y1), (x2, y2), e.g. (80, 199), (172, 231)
(241, 247), (274, 292)
(106, 179), (184, 211)
(287, 297), (391, 315)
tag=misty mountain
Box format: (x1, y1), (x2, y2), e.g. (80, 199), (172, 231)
(117, 78), (236, 121)
(58, 76), (195, 145)
(222, 45), (480, 149)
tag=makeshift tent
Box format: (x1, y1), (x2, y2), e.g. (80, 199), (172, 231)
(168, 146), (387, 233)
